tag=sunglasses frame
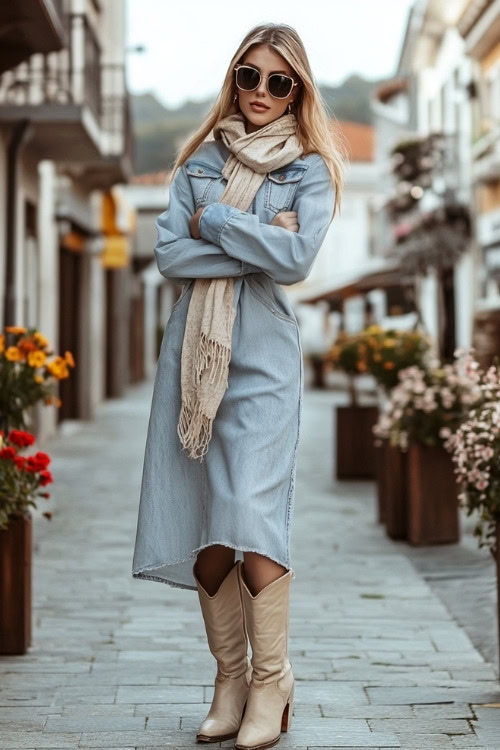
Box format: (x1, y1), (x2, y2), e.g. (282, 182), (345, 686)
(233, 64), (299, 100)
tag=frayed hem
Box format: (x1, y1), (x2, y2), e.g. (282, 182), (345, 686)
(132, 541), (295, 592)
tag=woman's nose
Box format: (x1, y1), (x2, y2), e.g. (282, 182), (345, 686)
(255, 76), (268, 96)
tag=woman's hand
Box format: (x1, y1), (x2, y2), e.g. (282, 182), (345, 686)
(270, 211), (299, 232)
(189, 207), (205, 239)
(190, 207), (299, 238)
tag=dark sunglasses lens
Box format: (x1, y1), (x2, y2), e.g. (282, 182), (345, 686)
(269, 74), (293, 98)
(237, 67), (260, 90)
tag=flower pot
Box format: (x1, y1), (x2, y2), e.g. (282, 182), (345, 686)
(0, 511), (32, 654)
(384, 445), (408, 540)
(375, 442), (388, 524)
(407, 443), (459, 545)
(310, 357), (327, 389)
(496, 521), (500, 678)
(335, 405), (379, 480)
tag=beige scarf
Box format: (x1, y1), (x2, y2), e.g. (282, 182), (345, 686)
(177, 111), (304, 462)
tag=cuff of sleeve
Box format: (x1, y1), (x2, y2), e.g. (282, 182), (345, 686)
(199, 202), (241, 246)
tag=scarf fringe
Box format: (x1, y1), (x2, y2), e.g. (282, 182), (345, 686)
(177, 333), (232, 462)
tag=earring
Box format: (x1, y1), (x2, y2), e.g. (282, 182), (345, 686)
(288, 101), (292, 114)
(234, 93), (238, 102)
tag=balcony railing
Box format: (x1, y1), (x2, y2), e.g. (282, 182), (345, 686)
(0, 12), (132, 160)
(0, 13), (101, 119)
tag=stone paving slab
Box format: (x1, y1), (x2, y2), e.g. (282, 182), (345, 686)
(0, 383), (499, 749)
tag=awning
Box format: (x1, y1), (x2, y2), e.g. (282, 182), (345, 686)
(100, 188), (133, 269)
(288, 258), (403, 304)
(101, 235), (130, 269)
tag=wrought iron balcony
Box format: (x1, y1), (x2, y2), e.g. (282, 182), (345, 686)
(0, 0), (67, 74)
(0, 11), (133, 184)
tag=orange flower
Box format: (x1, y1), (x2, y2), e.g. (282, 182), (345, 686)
(34, 374), (44, 384)
(18, 338), (37, 353)
(33, 332), (49, 349)
(0, 334), (4, 354)
(46, 356), (69, 380)
(384, 361), (396, 370)
(64, 350), (75, 367)
(28, 350), (47, 368)
(5, 346), (22, 361)
(5, 325), (26, 335)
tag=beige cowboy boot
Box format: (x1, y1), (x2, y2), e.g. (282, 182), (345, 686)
(194, 559), (253, 743)
(235, 566), (295, 750)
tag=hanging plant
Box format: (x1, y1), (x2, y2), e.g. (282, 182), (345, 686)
(395, 202), (471, 274)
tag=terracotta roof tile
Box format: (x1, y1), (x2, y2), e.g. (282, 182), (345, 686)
(331, 120), (374, 162)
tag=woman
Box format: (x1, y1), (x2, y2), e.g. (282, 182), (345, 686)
(132, 22), (346, 750)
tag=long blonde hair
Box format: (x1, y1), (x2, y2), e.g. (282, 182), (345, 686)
(169, 23), (348, 219)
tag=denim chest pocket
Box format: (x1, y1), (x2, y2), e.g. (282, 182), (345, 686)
(264, 164), (308, 213)
(186, 160), (224, 207)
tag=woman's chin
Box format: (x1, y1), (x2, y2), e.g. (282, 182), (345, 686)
(242, 108), (278, 132)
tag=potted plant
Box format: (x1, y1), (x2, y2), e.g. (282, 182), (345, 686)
(0, 324), (75, 432)
(0, 428), (53, 654)
(373, 351), (482, 544)
(363, 326), (431, 524)
(0, 324), (74, 655)
(445, 361), (500, 671)
(326, 330), (379, 480)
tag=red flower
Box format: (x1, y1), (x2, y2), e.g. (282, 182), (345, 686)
(7, 429), (35, 447)
(39, 470), (53, 486)
(14, 455), (26, 470)
(0, 446), (16, 460)
(34, 452), (51, 468)
(25, 452), (51, 472)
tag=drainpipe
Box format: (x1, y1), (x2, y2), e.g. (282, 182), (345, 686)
(3, 119), (32, 326)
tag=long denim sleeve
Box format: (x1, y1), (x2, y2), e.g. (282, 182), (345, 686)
(154, 164), (261, 283)
(198, 154), (335, 285)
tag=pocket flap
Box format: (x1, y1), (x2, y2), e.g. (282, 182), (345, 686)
(267, 165), (308, 184)
(186, 160), (222, 178)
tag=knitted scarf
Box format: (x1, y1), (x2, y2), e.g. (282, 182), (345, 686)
(177, 110), (304, 462)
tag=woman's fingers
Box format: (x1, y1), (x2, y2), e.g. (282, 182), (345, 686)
(270, 210), (299, 231)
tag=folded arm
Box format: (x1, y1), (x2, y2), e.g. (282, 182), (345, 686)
(154, 163), (260, 283)
(198, 154), (336, 285)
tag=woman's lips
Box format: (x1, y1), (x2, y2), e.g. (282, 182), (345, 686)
(250, 102), (269, 112)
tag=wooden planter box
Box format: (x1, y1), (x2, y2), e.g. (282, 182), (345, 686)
(375, 442), (388, 524)
(0, 511), (32, 654)
(496, 522), (500, 679)
(383, 444), (408, 540)
(310, 357), (327, 389)
(407, 443), (460, 545)
(335, 405), (379, 480)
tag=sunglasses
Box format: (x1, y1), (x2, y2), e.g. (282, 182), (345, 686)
(234, 64), (299, 100)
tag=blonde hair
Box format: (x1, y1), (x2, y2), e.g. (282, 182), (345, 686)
(169, 23), (348, 219)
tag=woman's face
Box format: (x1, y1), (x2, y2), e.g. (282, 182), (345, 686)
(236, 44), (298, 134)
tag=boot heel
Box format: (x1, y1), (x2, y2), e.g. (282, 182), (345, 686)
(280, 683), (294, 732)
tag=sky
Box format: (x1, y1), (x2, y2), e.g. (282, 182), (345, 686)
(125, 0), (416, 109)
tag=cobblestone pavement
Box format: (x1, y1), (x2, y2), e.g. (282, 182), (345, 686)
(1, 377), (500, 749)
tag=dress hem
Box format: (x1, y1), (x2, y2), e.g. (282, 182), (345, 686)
(132, 541), (295, 592)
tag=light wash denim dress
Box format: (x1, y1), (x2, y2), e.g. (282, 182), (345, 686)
(131, 137), (336, 591)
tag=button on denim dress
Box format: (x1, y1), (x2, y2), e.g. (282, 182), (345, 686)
(131, 137), (336, 591)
